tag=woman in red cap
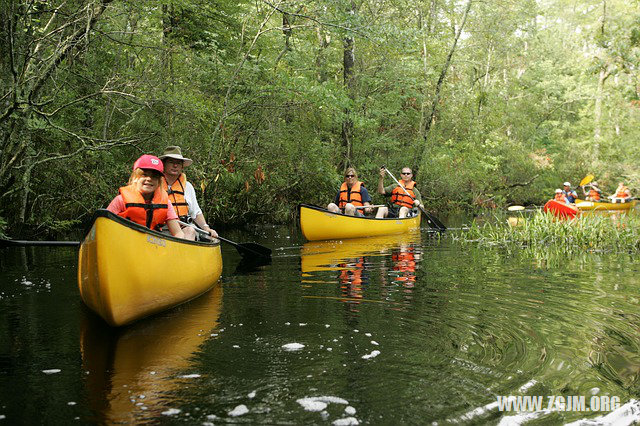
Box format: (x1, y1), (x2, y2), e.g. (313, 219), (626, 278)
(107, 154), (185, 238)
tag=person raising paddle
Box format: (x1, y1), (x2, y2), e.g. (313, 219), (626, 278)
(107, 155), (185, 239)
(159, 146), (218, 241)
(376, 167), (422, 218)
(581, 181), (601, 202)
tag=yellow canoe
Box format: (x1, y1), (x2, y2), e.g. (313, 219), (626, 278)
(575, 198), (638, 211)
(78, 210), (223, 326)
(299, 204), (421, 241)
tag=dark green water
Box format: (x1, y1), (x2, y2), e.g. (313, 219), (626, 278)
(1, 223), (640, 425)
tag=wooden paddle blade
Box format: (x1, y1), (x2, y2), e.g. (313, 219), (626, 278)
(579, 174), (594, 186)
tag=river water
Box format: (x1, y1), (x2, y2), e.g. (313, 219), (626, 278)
(1, 218), (640, 425)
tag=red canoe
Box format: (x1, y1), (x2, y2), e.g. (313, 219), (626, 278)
(543, 200), (579, 219)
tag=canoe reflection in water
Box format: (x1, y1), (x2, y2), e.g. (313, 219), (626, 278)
(80, 284), (223, 424)
(300, 232), (421, 308)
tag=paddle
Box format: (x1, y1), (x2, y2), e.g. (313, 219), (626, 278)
(382, 167), (446, 231)
(354, 205), (385, 209)
(579, 174), (594, 187)
(0, 239), (80, 247)
(178, 221), (271, 259)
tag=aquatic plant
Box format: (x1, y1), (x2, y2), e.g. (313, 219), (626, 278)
(452, 212), (640, 254)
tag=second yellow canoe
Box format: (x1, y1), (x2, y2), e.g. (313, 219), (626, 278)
(575, 198), (638, 211)
(299, 204), (421, 241)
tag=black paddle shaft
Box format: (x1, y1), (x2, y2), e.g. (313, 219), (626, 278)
(0, 239), (80, 247)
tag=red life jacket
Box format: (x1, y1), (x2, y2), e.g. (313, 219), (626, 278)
(338, 181), (365, 208)
(589, 189), (601, 201)
(162, 173), (190, 219)
(118, 184), (169, 230)
(391, 181), (417, 208)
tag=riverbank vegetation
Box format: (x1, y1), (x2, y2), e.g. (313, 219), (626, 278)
(454, 213), (640, 254)
(2, 1), (640, 233)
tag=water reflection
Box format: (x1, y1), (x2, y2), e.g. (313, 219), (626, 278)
(300, 232), (421, 309)
(80, 284), (223, 423)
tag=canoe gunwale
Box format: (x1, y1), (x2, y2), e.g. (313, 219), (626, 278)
(83, 210), (220, 247)
(297, 203), (419, 222)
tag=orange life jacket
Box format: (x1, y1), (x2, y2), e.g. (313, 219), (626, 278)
(391, 181), (417, 208)
(589, 189), (601, 201)
(162, 174), (190, 219)
(615, 186), (630, 198)
(338, 181), (365, 208)
(554, 193), (567, 203)
(118, 184), (169, 230)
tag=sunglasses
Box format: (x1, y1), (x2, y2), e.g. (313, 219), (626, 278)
(401, 172), (412, 175)
(345, 174), (355, 178)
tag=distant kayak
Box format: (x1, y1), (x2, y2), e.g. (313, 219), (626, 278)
(543, 200), (579, 219)
(575, 198), (638, 211)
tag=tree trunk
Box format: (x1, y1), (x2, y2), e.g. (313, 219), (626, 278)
(341, 2), (356, 172)
(421, 0), (472, 161)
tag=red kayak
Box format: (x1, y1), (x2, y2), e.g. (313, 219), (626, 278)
(543, 200), (579, 219)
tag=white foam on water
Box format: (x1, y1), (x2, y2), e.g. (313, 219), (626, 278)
(332, 417), (359, 425)
(228, 404), (249, 417)
(206, 414), (217, 420)
(361, 350), (380, 360)
(42, 369), (61, 374)
(179, 374), (201, 379)
(282, 343), (305, 351)
(365, 333), (372, 337)
(161, 408), (181, 416)
(497, 410), (550, 425)
(297, 399), (328, 412)
(345, 406), (356, 415)
(248, 391), (256, 399)
(371, 341), (379, 346)
(517, 380), (537, 392)
(233, 345), (240, 348)
(565, 399), (640, 426)
(67, 402), (76, 406)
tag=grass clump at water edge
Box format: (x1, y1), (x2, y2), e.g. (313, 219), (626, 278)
(452, 212), (640, 254)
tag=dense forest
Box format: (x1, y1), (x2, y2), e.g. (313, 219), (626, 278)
(1, 0), (640, 234)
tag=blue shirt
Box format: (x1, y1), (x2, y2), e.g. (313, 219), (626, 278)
(563, 189), (578, 203)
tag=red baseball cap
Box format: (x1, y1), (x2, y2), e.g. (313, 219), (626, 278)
(133, 154), (164, 173)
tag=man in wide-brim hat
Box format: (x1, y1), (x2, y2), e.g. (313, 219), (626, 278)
(159, 145), (218, 240)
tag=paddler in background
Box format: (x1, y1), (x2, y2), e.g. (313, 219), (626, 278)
(581, 181), (601, 202)
(554, 188), (568, 203)
(562, 181), (578, 204)
(159, 146), (218, 240)
(376, 167), (422, 218)
(107, 155), (185, 238)
(609, 182), (631, 201)
(327, 167), (373, 216)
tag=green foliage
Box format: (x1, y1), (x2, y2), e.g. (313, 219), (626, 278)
(2, 0), (640, 233)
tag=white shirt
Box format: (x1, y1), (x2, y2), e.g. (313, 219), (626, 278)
(182, 180), (202, 219)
